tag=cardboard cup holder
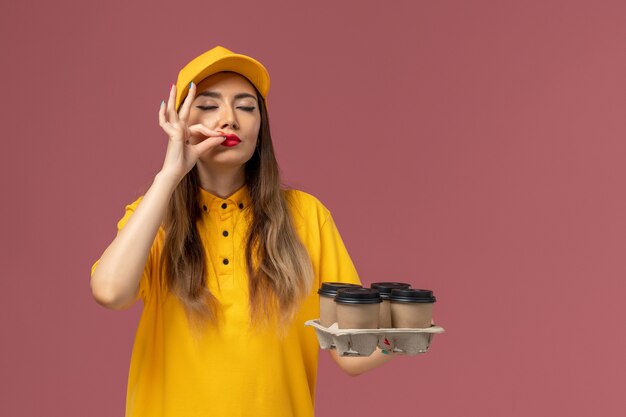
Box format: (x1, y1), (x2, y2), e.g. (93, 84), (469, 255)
(305, 319), (445, 356)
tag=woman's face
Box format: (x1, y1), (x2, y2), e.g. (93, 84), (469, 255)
(185, 71), (261, 166)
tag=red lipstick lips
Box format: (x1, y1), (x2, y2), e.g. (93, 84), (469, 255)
(218, 132), (241, 147)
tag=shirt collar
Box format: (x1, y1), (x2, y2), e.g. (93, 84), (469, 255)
(198, 183), (251, 212)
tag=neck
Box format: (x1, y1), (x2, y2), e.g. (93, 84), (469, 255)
(196, 163), (246, 198)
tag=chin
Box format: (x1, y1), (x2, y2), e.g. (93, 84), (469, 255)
(199, 152), (254, 166)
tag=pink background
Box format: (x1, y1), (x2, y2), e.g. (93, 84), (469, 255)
(1, 0), (624, 415)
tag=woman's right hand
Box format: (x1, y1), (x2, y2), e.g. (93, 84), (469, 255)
(158, 82), (227, 182)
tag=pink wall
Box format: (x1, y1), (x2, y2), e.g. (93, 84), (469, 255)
(1, 0), (624, 415)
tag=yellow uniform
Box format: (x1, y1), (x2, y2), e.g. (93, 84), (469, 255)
(90, 184), (362, 417)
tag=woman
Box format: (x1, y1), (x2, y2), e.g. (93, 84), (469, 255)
(90, 45), (397, 417)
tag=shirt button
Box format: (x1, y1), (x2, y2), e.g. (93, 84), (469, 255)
(202, 205), (207, 212)
(238, 203), (244, 209)
(221, 203), (227, 209)
(223, 258), (229, 265)
(222, 230), (229, 237)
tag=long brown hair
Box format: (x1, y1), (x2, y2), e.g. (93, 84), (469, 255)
(154, 75), (314, 339)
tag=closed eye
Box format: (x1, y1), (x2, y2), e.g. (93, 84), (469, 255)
(196, 106), (256, 112)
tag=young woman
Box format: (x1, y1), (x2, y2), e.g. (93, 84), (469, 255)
(90, 45), (397, 417)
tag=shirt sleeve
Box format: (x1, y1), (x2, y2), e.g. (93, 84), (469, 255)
(90, 196), (154, 303)
(318, 211), (362, 287)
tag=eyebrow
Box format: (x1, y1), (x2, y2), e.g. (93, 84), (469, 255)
(196, 90), (257, 102)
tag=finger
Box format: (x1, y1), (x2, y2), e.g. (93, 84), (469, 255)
(158, 101), (177, 138)
(187, 125), (227, 149)
(193, 135), (227, 153)
(158, 100), (167, 126)
(166, 83), (178, 122)
(178, 81), (195, 121)
(188, 124), (228, 139)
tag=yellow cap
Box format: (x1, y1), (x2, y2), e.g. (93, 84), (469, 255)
(175, 45), (270, 111)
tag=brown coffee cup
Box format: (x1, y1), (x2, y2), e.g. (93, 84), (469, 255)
(370, 282), (412, 328)
(317, 282), (362, 327)
(334, 288), (382, 329)
(390, 289), (436, 328)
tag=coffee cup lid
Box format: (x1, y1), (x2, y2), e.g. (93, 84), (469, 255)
(334, 288), (383, 304)
(389, 288), (436, 303)
(370, 282), (412, 298)
(318, 282), (362, 297)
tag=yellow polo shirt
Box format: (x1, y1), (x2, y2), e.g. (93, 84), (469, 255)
(90, 184), (362, 417)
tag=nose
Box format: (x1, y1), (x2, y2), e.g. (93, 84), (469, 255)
(217, 105), (239, 131)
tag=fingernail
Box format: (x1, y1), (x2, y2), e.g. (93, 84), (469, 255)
(160, 100), (164, 107)
(189, 81), (193, 88)
(171, 83), (175, 89)
(381, 349), (389, 355)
